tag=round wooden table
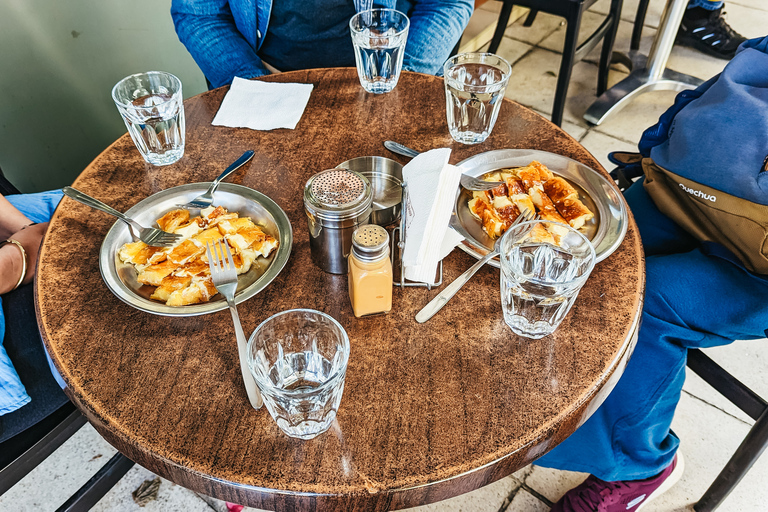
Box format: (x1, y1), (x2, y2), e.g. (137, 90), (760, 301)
(37, 69), (643, 511)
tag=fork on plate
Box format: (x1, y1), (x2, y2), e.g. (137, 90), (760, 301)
(62, 186), (182, 248)
(415, 208), (536, 323)
(383, 141), (502, 191)
(177, 150), (254, 210)
(206, 240), (263, 410)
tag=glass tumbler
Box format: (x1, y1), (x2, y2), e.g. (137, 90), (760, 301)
(443, 53), (511, 145)
(247, 309), (350, 439)
(499, 220), (596, 339)
(111, 71), (185, 166)
(349, 9), (410, 94)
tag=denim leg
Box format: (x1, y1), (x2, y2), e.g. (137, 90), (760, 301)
(535, 182), (768, 481)
(688, 0), (724, 10)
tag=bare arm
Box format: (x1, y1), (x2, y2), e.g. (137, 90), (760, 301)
(0, 194), (33, 239)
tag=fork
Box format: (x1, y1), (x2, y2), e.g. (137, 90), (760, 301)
(62, 186), (182, 247)
(415, 208), (535, 323)
(177, 150), (254, 209)
(383, 141), (503, 191)
(206, 240), (263, 410)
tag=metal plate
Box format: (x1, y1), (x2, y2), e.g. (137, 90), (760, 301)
(99, 183), (293, 316)
(454, 149), (628, 267)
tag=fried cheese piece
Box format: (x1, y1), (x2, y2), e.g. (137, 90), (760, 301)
(555, 198), (595, 230)
(528, 187), (570, 241)
(525, 222), (556, 245)
(150, 274), (193, 302)
(516, 161), (554, 189)
(137, 259), (179, 287)
(118, 240), (167, 268)
(543, 176), (579, 203)
(156, 209), (191, 232)
(166, 275), (217, 306)
(203, 206), (239, 228)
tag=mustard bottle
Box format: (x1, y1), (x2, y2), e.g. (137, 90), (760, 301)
(348, 225), (393, 317)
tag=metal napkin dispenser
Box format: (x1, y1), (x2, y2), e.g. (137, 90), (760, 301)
(303, 168), (373, 274)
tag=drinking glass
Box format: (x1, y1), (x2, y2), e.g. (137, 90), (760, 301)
(111, 71), (185, 166)
(247, 309), (350, 439)
(499, 220), (596, 339)
(349, 9), (410, 94)
(443, 53), (511, 145)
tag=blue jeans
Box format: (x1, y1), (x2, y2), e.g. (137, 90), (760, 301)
(689, 0), (723, 9)
(535, 180), (768, 481)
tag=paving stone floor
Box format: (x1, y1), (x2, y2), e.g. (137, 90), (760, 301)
(3, 0), (767, 510)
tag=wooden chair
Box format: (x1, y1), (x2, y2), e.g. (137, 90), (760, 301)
(487, 0), (624, 126)
(609, 161), (768, 512)
(0, 168), (135, 511)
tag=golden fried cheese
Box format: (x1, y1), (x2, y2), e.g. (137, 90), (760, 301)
(118, 206), (278, 306)
(467, 160), (594, 245)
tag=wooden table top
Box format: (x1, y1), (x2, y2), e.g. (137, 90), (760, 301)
(37, 68), (643, 511)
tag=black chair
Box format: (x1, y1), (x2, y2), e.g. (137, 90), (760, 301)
(609, 163), (768, 512)
(0, 168), (135, 511)
(630, 0), (651, 51)
(686, 349), (768, 512)
(487, 0), (624, 126)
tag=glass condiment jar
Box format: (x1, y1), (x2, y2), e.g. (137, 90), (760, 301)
(348, 225), (393, 317)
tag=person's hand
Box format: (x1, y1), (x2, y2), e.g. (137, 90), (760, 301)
(7, 222), (49, 287)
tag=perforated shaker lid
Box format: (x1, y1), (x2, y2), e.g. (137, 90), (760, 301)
(304, 168), (373, 221)
(351, 224), (390, 261)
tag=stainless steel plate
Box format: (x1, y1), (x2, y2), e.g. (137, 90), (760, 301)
(454, 149), (628, 267)
(99, 183), (293, 316)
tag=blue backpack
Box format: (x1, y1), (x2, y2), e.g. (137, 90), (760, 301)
(610, 35), (768, 274)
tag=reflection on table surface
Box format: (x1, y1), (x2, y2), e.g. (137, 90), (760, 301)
(36, 68), (643, 511)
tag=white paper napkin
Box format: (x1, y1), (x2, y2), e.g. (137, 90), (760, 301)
(212, 77), (314, 130)
(402, 148), (465, 285)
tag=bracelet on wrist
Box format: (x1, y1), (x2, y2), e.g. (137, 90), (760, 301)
(2, 239), (27, 291)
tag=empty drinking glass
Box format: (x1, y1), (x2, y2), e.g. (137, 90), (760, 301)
(247, 309), (350, 439)
(443, 53), (511, 145)
(112, 71), (185, 166)
(499, 220), (596, 339)
(349, 9), (410, 94)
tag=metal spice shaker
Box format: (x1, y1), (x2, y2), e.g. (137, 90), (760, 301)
(304, 168), (373, 274)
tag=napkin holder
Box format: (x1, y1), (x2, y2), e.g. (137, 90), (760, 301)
(390, 183), (443, 290)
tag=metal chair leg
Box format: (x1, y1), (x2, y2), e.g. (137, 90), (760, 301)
(631, 0), (651, 51)
(551, 4), (583, 126)
(488, 1), (515, 54)
(597, 0), (624, 96)
(694, 408), (768, 512)
(55, 453), (135, 512)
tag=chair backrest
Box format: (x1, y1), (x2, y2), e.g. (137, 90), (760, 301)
(0, 167), (22, 196)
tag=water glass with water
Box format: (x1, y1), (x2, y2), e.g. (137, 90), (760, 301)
(443, 53), (511, 145)
(247, 309), (350, 439)
(111, 71), (185, 166)
(349, 9), (410, 94)
(499, 220), (596, 339)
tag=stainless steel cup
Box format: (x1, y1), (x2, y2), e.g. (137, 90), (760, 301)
(304, 168), (373, 274)
(337, 156), (403, 227)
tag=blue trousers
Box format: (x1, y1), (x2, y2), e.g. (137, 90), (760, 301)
(535, 180), (768, 481)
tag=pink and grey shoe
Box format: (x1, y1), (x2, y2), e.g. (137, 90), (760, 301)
(551, 452), (684, 512)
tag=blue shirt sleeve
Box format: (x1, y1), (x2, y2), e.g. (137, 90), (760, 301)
(1, 189), (64, 416)
(171, 0), (271, 89)
(398, 0), (474, 75)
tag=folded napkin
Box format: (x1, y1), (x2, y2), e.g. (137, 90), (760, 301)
(402, 148), (465, 285)
(212, 77), (314, 130)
